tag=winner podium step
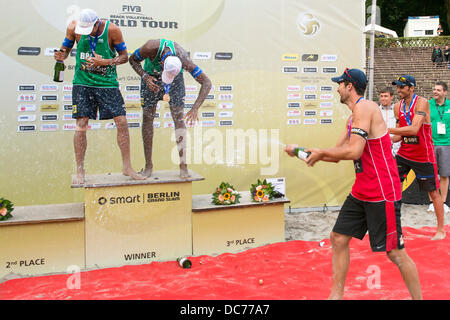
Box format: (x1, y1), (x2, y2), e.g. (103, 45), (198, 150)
(72, 170), (204, 269)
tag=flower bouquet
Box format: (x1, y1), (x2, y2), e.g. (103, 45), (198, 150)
(250, 179), (276, 202)
(212, 182), (241, 205)
(0, 198), (14, 221)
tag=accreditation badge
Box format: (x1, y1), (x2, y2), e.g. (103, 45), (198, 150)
(437, 122), (446, 135)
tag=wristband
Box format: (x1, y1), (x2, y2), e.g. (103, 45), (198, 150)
(62, 37), (75, 48)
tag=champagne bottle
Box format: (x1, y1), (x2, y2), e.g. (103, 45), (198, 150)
(177, 257), (192, 269)
(293, 147), (311, 160)
(53, 60), (65, 82)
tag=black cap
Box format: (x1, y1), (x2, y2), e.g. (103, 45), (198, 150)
(331, 68), (367, 90)
(392, 75), (416, 87)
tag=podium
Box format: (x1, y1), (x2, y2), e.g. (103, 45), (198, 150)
(74, 170), (204, 269)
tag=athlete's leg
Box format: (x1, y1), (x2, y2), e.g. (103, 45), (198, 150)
(73, 117), (89, 185)
(170, 104), (189, 178)
(141, 105), (158, 177)
(328, 231), (352, 300)
(429, 189), (446, 240)
(386, 248), (422, 300)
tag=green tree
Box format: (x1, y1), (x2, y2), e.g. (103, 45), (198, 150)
(367, 0), (449, 36)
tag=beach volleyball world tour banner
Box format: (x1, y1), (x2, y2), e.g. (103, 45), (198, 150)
(0, 0), (365, 208)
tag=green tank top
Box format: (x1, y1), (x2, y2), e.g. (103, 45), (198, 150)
(143, 39), (181, 76)
(73, 20), (119, 88)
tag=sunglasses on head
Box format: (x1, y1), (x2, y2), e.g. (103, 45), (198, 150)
(397, 76), (413, 87)
(344, 68), (357, 85)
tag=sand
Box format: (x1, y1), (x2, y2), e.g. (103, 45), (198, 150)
(285, 203), (447, 242)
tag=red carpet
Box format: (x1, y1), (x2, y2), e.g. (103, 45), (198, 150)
(0, 226), (449, 300)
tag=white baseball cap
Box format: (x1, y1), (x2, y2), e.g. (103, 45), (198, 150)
(162, 56), (182, 84)
(75, 9), (99, 35)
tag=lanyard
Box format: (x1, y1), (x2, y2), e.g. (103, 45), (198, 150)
(88, 20), (102, 56)
(402, 94), (416, 126)
(435, 98), (447, 121)
(348, 97), (365, 138)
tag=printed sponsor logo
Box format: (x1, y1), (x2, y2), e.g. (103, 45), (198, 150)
(304, 103), (318, 108)
(17, 125), (37, 132)
(320, 86), (333, 91)
(219, 85), (233, 91)
(282, 54), (299, 61)
(202, 112), (216, 118)
(40, 124), (59, 131)
(320, 119), (333, 124)
(184, 104), (194, 109)
(287, 93), (301, 100)
(125, 103), (141, 110)
(162, 112), (171, 119)
(320, 94), (334, 100)
(215, 52), (233, 60)
(320, 102), (333, 108)
(322, 67), (337, 74)
(301, 54), (318, 61)
(40, 84), (58, 92)
(128, 122), (140, 128)
(206, 94), (215, 100)
(18, 85), (36, 91)
(126, 113), (141, 120)
(304, 118), (317, 125)
(63, 94), (72, 102)
(125, 85), (140, 91)
(218, 94), (233, 101)
(304, 94), (317, 100)
(304, 110), (317, 116)
(64, 105), (73, 111)
(218, 103), (233, 109)
(105, 122), (116, 130)
(185, 85), (198, 92)
(303, 85), (317, 92)
(63, 124), (77, 131)
(219, 120), (233, 126)
(302, 67), (318, 73)
(18, 114), (36, 122)
(153, 122), (161, 128)
(17, 47), (40, 56)
(219, 111), (233, 118)
(18, 104), (36, 112)
(320, 110), (334, 117)
(110, 5), (179, 29)
(63, 85), (73, 92)
(41, 114), (58, 121)
(287, 86), (301, 92)
(297, 13), (321, 37)
(18, 94), (37, 102)
(287, 102), (301, 108)
(193, 52), (212, 60)
(40, 104), (59, 112)
(125, 94), (140, 101)
(287, 110), (301, 117)
(88, 123), (102, 130)
(287, 119), (301, 125)
(41, 95), (58, 101)
(164, 121), (175, 128)
(154, 113), (160, 118)
(63, 114), (75, 121)
(201, 120), (216, 127)
(321, 54), (338, 62)
(282, 66), (299, 73)
(44, 47), (59, 56)
(185, 94), (198, 101)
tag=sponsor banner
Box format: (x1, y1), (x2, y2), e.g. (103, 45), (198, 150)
(153, 122), (161, 129)
(17, 47), (40, 56)
(320, 110), (334, 117)
(287, 119), (301, 125)
(321, 54), (338, 62)
(218, 103), (233, 109)
(287, 85), (301, 92)
(287, 102), (301, 108)
(41, 95), (58, 101)
(40, 104), (59, 112)
(282, 66), (299, 73)
(125, 94), (141, 101)
(206, 94), (215, 100)
(302, 54), (318, 62)
(304, 94), (317, 100)
(63, 94), (72, 102)
(193, 52), (212, 60)
(287, 110), (301, 117)
(201, 120), (216, 127)
(320, 118), (333, 124)
(185, 85), (198, 92)
(304, 118), (318, 125)
(164, 121), (175, 128)
(125, 85), (140, 91)
(320, 102), (333, 108)
(63, 104), (73, 111)
(320, 94), (334, 100)
(63, 84), (73, 92)
(17, 94), (36, 102)
(63, 124), (76, 131)
(41, 114), (58, 121)
(40, 84), (58, 92)
(219, 85), (233, 91)
(128, 122), (141, 128)
(218, 111), (233, 118)
(202, 112), (216, 118)
(185, 94), (198, 101)
(302, 67), (318, 73)
(63, 114), (75, 121)
(219, 120), (233, 126)
(218, 94), (233, 101)
(320, 86), (333, 91)
(287, 93), (301, 100)
(304, 110), (317, 117)
(88, 123), (102, 130)
(322, 67), (337, 74)
(303, 85), (317, 92)
(214, 52), (233, 60)
(125, 103), (141, 110)
(282, 53), (299, 61)
(44, 47), (59, 56)
(126, 112), (141, 120)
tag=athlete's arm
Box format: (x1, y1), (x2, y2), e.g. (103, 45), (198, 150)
(389, 98), (427, 136)
(54, 21), (76, 61)
(86, 23), (128, 67)
(306, 102), (370, 167)
(129, 40), (159, 92)
(175, 43), (212, 125)
(390, 101), (402, 142)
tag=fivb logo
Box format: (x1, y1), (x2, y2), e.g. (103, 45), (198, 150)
(297, 13), (321, 37)
(122, 5), (142, 14)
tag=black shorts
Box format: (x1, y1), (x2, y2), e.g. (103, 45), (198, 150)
(72, 85), (126, 120)
(333, 194), (405, 252)
(396, 155), (439, 191)
(140, 72), (185, 108)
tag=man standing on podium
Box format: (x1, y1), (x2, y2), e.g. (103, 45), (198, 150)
(129, 39), (212, 179)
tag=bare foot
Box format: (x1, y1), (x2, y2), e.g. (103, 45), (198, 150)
(180, 164), (190, 179)
(138, 167), (153, 178)
(123, 168), (146, 180)
(431, 231), (446, 240)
